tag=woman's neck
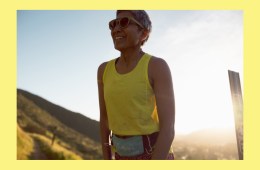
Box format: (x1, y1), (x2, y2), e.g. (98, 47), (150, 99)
(120, 48), (144, 66)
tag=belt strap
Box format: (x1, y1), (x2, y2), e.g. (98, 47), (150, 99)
(142, 132), (159, 154)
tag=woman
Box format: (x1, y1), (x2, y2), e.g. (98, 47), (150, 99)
(97, 10), (175, 160)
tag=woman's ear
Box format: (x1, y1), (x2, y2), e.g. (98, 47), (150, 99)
(141, 30), (149, 42)
(140, 29), (149, 45)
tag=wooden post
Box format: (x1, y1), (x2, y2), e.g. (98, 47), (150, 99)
(228, 70), (243, 160)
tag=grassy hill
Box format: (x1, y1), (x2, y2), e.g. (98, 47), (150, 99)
(17, 89), (240, 160)
(17, 89), (102, 160)
(17, 124), (34, 159)
(17, 124), (82, 160)
(18, 89), (100, 142)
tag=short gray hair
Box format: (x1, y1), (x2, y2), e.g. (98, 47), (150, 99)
(116, 10), (152, 45)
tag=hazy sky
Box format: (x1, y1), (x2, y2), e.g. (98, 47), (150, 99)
(17, 10), (243, 134)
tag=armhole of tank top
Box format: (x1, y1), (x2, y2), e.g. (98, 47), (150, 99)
(145, 55), (153, 91)
(103, 59), (117, 82)
(102, 62), (109, 83)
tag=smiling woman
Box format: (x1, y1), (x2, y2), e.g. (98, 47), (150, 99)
(97, 10), (175, 160)
(17, 10), (243, 160)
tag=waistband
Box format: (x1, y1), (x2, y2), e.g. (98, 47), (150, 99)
(113, 131), (159, 139)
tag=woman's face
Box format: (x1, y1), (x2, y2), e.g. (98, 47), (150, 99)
(111, 11), (143, 52)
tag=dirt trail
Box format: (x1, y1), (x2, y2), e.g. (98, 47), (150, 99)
(30, 139), (48, 160)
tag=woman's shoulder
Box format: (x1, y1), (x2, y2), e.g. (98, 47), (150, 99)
(149, 56), (169, 70)
(148, 55), (171, 84)
(98, 58), (116, 70)
(97, 62), (107, 83)
(97, 58), (118, 79)
(98, 62), (108, 72)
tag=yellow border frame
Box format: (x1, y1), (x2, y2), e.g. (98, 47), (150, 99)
(1, 0), (259, 169)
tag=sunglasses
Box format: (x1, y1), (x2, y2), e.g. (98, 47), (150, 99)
(109, 17), (144, 30)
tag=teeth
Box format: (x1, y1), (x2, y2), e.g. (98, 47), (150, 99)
(115, 37), (123, 40)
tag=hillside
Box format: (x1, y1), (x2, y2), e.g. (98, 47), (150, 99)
(17, 89), (102, 159)
(17, 124), (82, 160)
(17, 89), (240, 160)
(18, 89), (100, 142)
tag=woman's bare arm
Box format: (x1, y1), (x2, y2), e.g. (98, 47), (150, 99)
(97, 62), (112, 160)
(149, 57), (175, 160)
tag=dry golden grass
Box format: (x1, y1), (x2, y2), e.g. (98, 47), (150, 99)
(17, 124), (82, 160)
(31, 133), (82, 160)
(17, 125), (34, 159)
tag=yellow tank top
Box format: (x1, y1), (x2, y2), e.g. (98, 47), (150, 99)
(103, 53), (159, 135)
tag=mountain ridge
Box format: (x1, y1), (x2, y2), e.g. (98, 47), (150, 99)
(17, 88), (102, 159)
(17, 89), (100, 142)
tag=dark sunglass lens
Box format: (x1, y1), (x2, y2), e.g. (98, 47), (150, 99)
(120, 17), (130, 28)
(109, 20), (116, 30)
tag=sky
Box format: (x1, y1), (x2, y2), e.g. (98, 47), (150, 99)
(17, 10), (243, 134)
